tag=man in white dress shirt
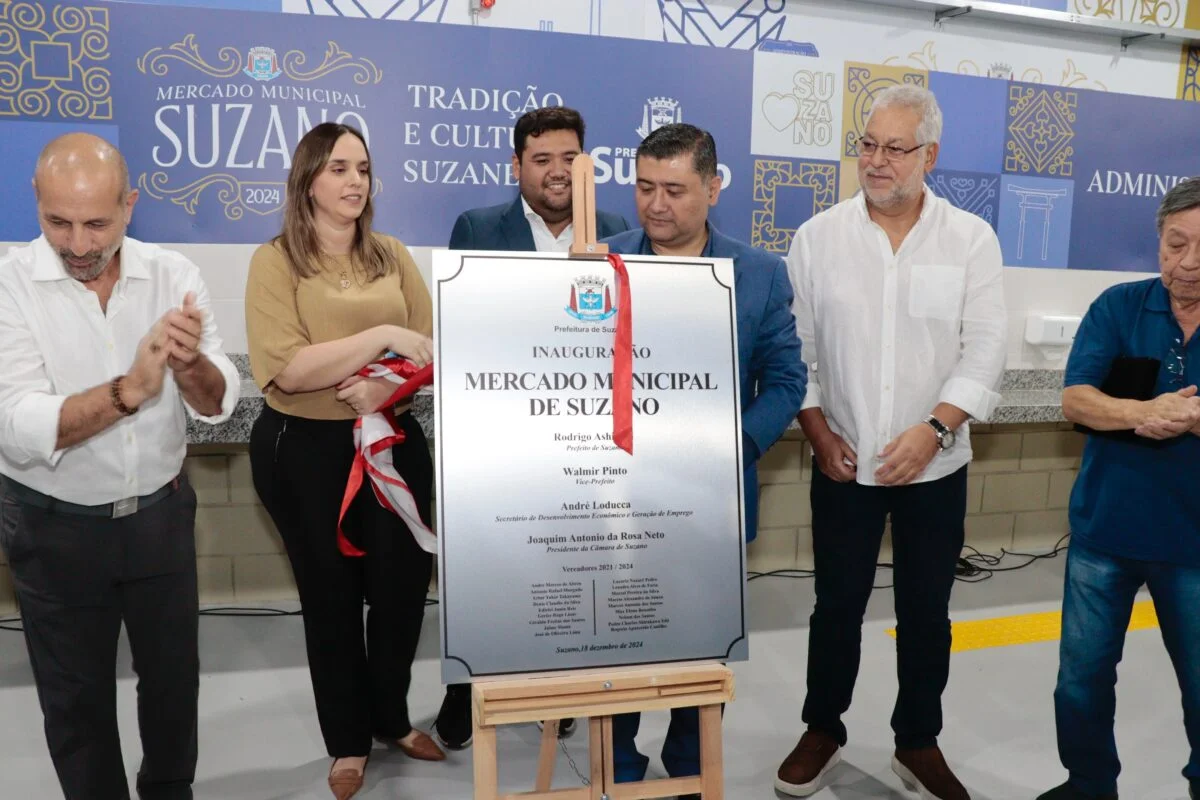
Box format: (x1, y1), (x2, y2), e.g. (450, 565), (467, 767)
(0, 133), (239, 800)
(775, 86), (1006, 800)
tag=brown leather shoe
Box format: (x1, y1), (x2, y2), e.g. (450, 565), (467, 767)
(396, 729), (447, 761)
(892, 746), (970, 800)
(775, 730), (841, 797)
(328, 756), (366, 800)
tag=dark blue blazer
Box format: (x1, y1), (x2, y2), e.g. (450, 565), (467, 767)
(603, 225), (808, 542)
(448, 196), (629, 250)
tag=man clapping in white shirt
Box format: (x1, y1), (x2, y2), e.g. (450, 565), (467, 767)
(0, 133), (239, 800)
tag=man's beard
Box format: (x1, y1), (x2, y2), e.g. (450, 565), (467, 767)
(57, 238), (122, 282)
(862, 169), (924, 210)
(530, 176), (572, 218)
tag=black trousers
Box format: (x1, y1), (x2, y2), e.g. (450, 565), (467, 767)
(250, 406), (433, 758)
(801, 465), (967, 749)
(0, 478), (199, 800)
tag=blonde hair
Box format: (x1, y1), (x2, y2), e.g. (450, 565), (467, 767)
(275, 122), (396, 281)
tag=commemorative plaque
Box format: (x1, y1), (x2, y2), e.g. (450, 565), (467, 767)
(434, 251), (747, 681)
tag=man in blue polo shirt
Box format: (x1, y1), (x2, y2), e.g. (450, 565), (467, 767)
(603, 123), (807, 797)
(1037, 178), (1200, 800)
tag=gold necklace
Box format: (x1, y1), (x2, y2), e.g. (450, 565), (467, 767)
(339, 270), (351, 290)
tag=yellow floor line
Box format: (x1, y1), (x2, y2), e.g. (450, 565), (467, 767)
(884, 600), (1160, 653)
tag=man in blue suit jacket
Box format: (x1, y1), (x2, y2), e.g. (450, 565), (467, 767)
(437, 107), (629, 752)
(604, 123), (807, 795)
(448, 106), (629, 252)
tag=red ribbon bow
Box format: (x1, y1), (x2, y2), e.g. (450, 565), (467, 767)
(337, 357), (435, 557)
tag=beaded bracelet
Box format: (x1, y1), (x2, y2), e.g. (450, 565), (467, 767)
(110, 376), (138, 416)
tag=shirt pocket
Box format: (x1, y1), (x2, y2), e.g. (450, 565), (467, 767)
(909, 264), (966, 322)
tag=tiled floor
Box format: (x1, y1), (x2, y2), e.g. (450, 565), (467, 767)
(0, 555), (1191, 799)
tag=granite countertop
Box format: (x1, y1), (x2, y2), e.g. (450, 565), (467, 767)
(189, 360), (1066, 445)
(990, 369), (1066, 425)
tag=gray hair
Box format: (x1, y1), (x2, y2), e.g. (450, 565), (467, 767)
(1156, 177), (1200, 234)
(865, 84), (943, 145)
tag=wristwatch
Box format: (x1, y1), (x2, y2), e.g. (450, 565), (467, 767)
(924, 415), (955, 451)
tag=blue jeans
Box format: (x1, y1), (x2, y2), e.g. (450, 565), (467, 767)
(1055, 539), (1200, 796)
(612, 708), (701, 782)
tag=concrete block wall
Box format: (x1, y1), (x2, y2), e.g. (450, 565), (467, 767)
(179, 446), (297, 605)
(744, 423), (1082, 575)
(0, 424), (1082, 612)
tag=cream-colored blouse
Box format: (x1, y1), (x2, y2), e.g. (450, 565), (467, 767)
(246, 234), (432, 420)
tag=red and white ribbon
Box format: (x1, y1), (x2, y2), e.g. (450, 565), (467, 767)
(337, 357), (436, 557)
(336, 253), (630, 556)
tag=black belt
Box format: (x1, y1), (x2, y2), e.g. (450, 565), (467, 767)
(0, 476), (181, 518)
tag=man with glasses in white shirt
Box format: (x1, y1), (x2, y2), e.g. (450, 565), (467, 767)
(0, 133), (239, 800)
(775, 85), (1006, 800)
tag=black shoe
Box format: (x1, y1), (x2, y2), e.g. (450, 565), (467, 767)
(434, 683), (473, 750)
(536, 717), (577, 738)
(1035, 781), (1118, 800)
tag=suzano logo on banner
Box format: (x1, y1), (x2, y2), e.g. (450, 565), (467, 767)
(637, 96), (683, 139)
(590, 95), (733, 190)
(133, 35), (381, 224)
(243, 46), (282, 82)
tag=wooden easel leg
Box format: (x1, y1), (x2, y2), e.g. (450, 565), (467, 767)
(589, 717), (604, 800)
(535, 719), (559, 791)
(698, 704), (723, 799)
(601, 715), (616, 791)
(473, 711), (499, 800)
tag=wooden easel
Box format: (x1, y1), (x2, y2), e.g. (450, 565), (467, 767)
(568, 154), (609, 259)
(469, 157), (734, 799)
(471, 662), (734, 800)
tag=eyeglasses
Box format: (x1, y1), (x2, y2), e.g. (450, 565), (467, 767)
(855, 137), (926, 161)
(1167, 336), (1187, 387)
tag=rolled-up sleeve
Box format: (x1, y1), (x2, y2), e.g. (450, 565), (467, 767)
(0, 280), (67, 466)
(193, 353), (240, 424)
(939, 228), (1007, 421)
(786, 228), (822, 411)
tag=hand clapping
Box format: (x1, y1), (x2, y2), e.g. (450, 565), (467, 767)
(163, 291), (204, 373)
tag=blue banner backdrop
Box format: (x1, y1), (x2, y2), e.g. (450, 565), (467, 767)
(3, 0), (1195, 271)
(1066, 87), (1200, 273)
(0, 0), (753, 246)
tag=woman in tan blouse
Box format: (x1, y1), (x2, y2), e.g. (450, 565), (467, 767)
(245, 122), (443, 800)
